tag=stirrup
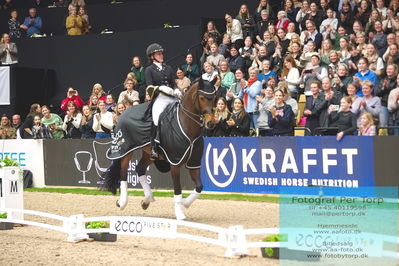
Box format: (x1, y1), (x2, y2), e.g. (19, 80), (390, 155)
(150, 148), (159, 160)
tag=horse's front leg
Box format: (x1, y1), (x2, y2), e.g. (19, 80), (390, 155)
(117, 153), (132, 210)
(137, 151), (155, 210)
(182, 168), (202, 208)
(171, 166), (186, 220)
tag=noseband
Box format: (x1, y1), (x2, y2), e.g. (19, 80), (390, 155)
(180, 87), (216, 127)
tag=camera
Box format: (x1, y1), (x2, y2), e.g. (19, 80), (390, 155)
(332, 105), (340, 111)
(304, 69), (312, 74)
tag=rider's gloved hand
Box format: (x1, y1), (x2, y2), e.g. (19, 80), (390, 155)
(173, 88), (182, 99)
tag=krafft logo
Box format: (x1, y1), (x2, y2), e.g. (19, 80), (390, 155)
(205, 142), (237, 187)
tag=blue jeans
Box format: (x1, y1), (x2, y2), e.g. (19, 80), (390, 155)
(379, 106), (389, 128)
(248, 112), (259, 129)
(95, 132), (111, 139)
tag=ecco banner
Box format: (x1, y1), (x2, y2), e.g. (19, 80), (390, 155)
(201, 136), (374, 193)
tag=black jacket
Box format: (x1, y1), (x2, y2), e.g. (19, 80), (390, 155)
(268, 104), (295, 135)
(145, 63), (175, 87)
(229, 111), (250, 136)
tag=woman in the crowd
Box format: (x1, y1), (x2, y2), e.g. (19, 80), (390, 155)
(80, 105), (96, 139)
(113, 102), (126, 126)
(202, 21), (221, 47)
(365, 43), (384, 76)
(275, 11), (290, 33)
(63, 101), (82, 139)
(285, 22), (296, 40)
(383, 9), (399, 33)
(258, 31), (276, 58)
(92, 100), (114, 139)
(218, 60), (234, 96)
(227, 97), (250, 136)
(328, 96), (357, 140)
(175, 67), (191, 95)
(118, 78), (140, 106)
(31, 115), (52, 139)
(320, 8), (338, 37)
(302, 2), (324, 31)
(89, 94), (99, 113)
(353, 57), (378, 96)
(251, 45), (269, 71)
(236, 4), (255, 40)
(21, 103), (41, 139)
(356, 32), (368, 56)
(377, 64), (398, 128)
(105, 94), (116, 113)
(8, 9), (21, 39)
(79, 6), (91, 34)
(303, 81), (323, 135)
(258, 59), (277, 88)
(239, 66), (262, 129)
(296, 0), (310, 31)
(332, 63), (353, 95)
(277, 28), (290, 55)
(87, 83), (107, 105)
(66, 5), (83, 35)
(283, 0), (299, 26)
(227, 68), (247, 110)
(299, 40), (319, 70)
(339, 38), (351, 62)
(61, 87), (85, 113)
(352, 81), (381, 125)
(268, 88), (295, 136)
(365, 8), (381, 35)
(208, 97), (231, 137)
(319, 39), (333, 67)
(225, 13), (244, 49)
(347, 83), (359, 102)
(280, 83), (298, 116)
(202, 61), (219, 82)
(256, 86), (275, 136)
(41, 105), (64, 139)
(206, 43), (225, 70)
(358, 112), (376, 136)
(287, 41), (301, 66)
(327, 50), (340, 77)
(355, 0), (373, 27)
(281, 55), (300, 99)
(0, 33), (17, 65)
(239, 36), (256, 71)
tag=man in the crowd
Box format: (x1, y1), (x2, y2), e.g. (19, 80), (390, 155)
(20, 8), (42, 37)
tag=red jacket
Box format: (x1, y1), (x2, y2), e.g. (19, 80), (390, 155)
(60, 95), (85, 113)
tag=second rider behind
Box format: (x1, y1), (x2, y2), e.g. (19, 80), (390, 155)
(144, 43), (182, 160)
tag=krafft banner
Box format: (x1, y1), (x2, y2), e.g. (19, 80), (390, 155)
(201, 137), (375, 194)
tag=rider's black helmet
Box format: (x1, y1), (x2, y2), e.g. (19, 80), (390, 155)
(146, 43), (164, 57)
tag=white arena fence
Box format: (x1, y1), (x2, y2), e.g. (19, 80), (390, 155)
(1, 207), (398, 259)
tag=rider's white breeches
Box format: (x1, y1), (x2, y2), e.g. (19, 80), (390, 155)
(152, 93), (177, 126)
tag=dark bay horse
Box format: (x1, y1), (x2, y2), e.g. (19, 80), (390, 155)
(103, 79), (216, 220)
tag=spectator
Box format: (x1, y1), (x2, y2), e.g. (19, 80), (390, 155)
(0, 33), (17, 65)
(258, 59), (277, 88)
(350, 21), (364, 45)
(31, 115), (52, 139)
(280, 82), (298, 116)
(302, 2), (324, 31)
(251, 45), (269, 72)
(20, 8), (42, 37)
(383, 9), (399, 33)
(21, 103), (41, 139)
(87, 83), (107, 105)
(79, 6), (90, 34)
(255, 86), (274, 136)
(175, 67), (191, 94)
(3, 0), (15, 10)
(377, 64), (398, 128)
(320, 8), (338, 37)
(66, 6), (83, 35)
(71, 0), (85, 7)
(62, 101), (82, 139)
(227, 68), (247, 110)
(8, 9), (21, 39)
(355, 0), (372, 27)
(31, 0), (45, 8)
(353, 57), (378, 96)
(285, 22), (296, 40)
(301, 20), (323, 51)
(41, 105), (64, 139)
(202, 61), (219, 82)
(11, 114), (21, 130)
(254, 0), (276, 23)
(300, 54), (328, 94)
(287, 41), (301, 66)
(304, 81), (323, 135)
(239, 66), (262, 129)
(130, 56), (146, 101)
(239, 36), (256, 71)
(255, 10), (273, 44)
(382, 34), (398, 62)
(93, 100), (113, 139)
(275, 11), (290, 33)
(281, 55), (300, 99)
(207, 97), (231, 137)
(358, 112), (376, 136)
(61, 87), (85, 113)
(314, 77), (343, 130)
(332, 63), (353, 96)
(319, 39), (333, 67)
(80, 105), (96, 139)
(118, 78), (139, 105)
(347, 45), (361, 75)
(236, 4), (255, 40)
(219, 60), (235, 96)
(218, 34), (231, 59)
(347, 83), (359, 103)
(206, 43), (225, 70)
(0, 114), (16, 139)
(371, 21), (388, 58)
(299, 40), (318, 70)
(277, 28), (290, 55)
(365, 9), (381, 35)
(338, 1), (355, 33)
(352, 81), (381, 126)
(225, 13), (244, 49)
(181, 53), (201, 83)
(283, 0), (299, 24)
(202, 21), (221, 47)
(257, 31), (276, 59)
(376, 0), (388, 19)
(296, 0), (310, 31)
(105, 94), (116, 112)
(327, 25), (349, 51)
(55, 0), (69, 8)
(387, 74), (399, 135)
(328, 96), (357, 140)
(227, 97), (250, 136)
(113, 102), (126, 126)
(268, 88), (295, 136)
(89, 94), (99, 113)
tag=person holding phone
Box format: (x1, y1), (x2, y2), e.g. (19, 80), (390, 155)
(60, 87), (85, 114)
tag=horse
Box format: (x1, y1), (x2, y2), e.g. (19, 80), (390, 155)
(102, 78), (216, 220)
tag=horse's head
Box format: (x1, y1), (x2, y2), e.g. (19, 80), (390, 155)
(197, 78), (217, 130)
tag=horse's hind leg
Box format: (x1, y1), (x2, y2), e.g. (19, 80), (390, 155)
(171, 166), (186, 220)
(116, 153), (132, 210)
(137, 151), (155, 210)
(182, 168), (202, 208)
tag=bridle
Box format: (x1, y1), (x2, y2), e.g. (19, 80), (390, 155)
(179, 86), (216, 128)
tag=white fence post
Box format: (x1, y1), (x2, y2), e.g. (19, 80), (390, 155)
(64, 214), (89, 242)
(224, 225), (248, 257)
(0, 167), (24, 220)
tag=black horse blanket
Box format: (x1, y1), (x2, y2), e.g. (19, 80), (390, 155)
(107, 102), (203, 168)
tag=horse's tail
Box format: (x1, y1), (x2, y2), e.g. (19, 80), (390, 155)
(101, 158), (121, 195)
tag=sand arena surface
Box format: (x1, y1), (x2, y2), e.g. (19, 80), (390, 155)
(0, 192), (279, 266)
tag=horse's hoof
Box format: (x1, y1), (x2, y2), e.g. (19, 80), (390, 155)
(116, 199), (128, 210)
(141, 200), (150, 210)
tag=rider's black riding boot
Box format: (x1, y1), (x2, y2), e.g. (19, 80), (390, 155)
(150, 124), (159, 160)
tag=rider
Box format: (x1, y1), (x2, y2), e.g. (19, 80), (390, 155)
(145, 43), (182, 160)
